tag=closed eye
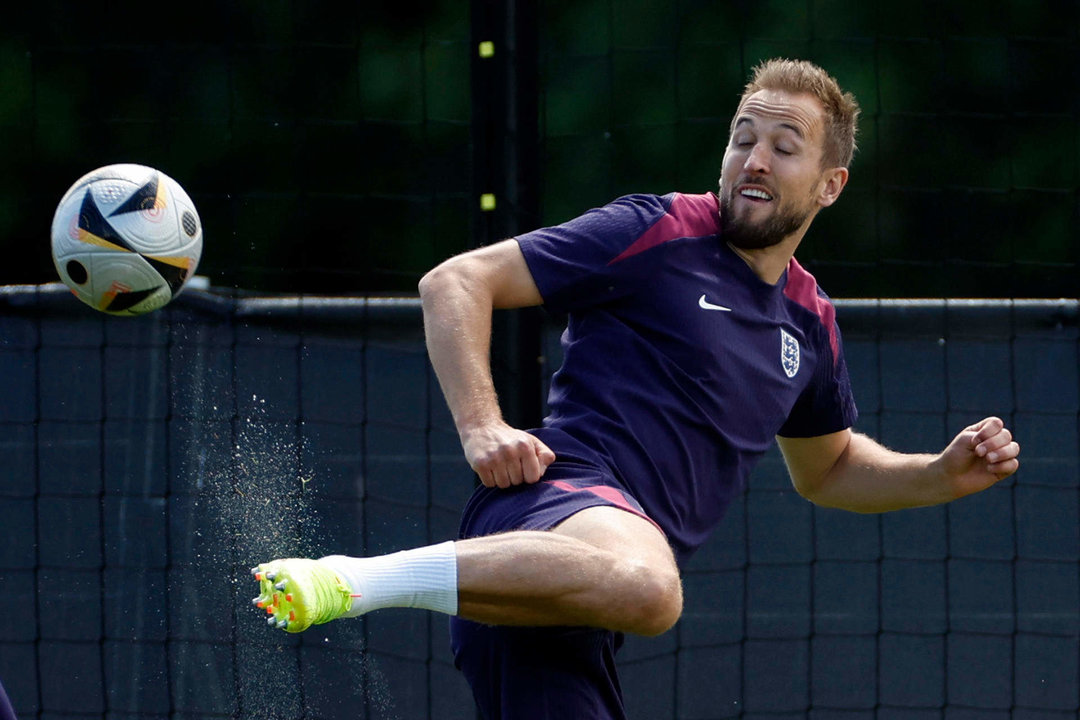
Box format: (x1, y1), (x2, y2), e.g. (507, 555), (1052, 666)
(731, 132), (755, 149)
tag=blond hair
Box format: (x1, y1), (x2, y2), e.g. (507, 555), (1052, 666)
(738, 58), (860, 168)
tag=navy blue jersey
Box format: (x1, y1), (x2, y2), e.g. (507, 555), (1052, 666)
(517, 192), (858, 560)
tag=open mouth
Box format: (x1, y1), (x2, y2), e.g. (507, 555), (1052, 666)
(738, 186), (774, 202)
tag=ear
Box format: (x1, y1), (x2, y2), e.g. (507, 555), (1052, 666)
(816, 166), (849, 208)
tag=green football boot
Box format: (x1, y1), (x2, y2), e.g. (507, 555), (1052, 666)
(250, 559), (355, 633)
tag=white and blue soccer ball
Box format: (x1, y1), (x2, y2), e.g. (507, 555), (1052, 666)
(51, 163), (203, 316)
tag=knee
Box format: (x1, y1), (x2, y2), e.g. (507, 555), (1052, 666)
(620, 562), (683, 636)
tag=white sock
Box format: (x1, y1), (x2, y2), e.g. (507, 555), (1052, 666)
(319, 540), (459, 617)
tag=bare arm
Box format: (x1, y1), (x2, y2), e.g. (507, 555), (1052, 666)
(778, 417), (1020, 513)
(418, 239), (555, 488)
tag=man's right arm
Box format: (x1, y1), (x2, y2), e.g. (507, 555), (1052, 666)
(418, 238), (556, 488)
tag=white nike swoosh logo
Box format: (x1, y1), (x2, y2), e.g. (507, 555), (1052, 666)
(698, 294), (733, 312)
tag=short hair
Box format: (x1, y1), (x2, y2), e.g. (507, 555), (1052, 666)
(737, 58), (860, 169)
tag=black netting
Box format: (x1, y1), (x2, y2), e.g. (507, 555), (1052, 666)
(1, 288), (1077, 718)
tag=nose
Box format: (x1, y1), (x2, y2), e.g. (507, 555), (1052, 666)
(743, 143), (770, 174)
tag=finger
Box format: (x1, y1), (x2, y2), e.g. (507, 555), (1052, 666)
(537, 442), (556, 468)
(988, 456), (1020, 478)
(506, 462), (526, 487)
(505, 440), (535, 486)
(984, 440), (1020, 465)
(496, 463), (517, 488)
(968, 416), (1004, 447)
(475, 459), (510, 489)
(975, 427), (1013, 458)
(520, 449), (545, 484)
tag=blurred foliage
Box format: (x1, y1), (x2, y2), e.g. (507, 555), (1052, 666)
(2, 0), (471, 294)
(538, 0), (1079, 299)
(2, 0), (1077, 297)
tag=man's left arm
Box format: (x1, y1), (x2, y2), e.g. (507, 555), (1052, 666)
(777, 417), (1020, 513)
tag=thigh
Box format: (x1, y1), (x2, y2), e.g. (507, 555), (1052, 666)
(450, 618), (627, 720)
(553, 504), (677, 576)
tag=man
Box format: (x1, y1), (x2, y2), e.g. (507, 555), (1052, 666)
(252, 59), (1020, 718)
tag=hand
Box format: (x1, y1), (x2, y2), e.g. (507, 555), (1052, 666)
(461, 421), (557, 489)
(939, 416), (1020, 498)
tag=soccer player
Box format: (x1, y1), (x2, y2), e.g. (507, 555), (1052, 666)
(252, 59), (1020, 718)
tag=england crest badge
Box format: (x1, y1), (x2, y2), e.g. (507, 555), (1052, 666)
(780, 328), (800, 378)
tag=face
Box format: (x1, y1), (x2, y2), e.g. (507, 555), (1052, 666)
(718, 89), (843, 250)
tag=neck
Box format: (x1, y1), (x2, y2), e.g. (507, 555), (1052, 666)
(727, 234), (802, 285)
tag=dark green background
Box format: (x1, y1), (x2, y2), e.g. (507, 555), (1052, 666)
(2, 0), (1077, 298)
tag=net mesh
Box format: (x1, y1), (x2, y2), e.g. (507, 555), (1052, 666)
(1, 288), (1077, 719)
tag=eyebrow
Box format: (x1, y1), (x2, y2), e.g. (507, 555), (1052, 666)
(733, 117), (806, 140)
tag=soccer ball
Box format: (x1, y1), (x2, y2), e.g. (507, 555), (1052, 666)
(51, 163), (203, 316)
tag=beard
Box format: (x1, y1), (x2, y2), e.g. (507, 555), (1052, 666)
(718, 184), (815, 250)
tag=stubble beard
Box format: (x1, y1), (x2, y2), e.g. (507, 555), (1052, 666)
(718, 185), (815, 251)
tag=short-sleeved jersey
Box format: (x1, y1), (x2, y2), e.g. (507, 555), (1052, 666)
(517, 192), (858, 561)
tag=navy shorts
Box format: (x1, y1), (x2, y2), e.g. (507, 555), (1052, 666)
(451, 460), (660, 720)
(457, 461), (660, 540)
(450, 621), (626, 720)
